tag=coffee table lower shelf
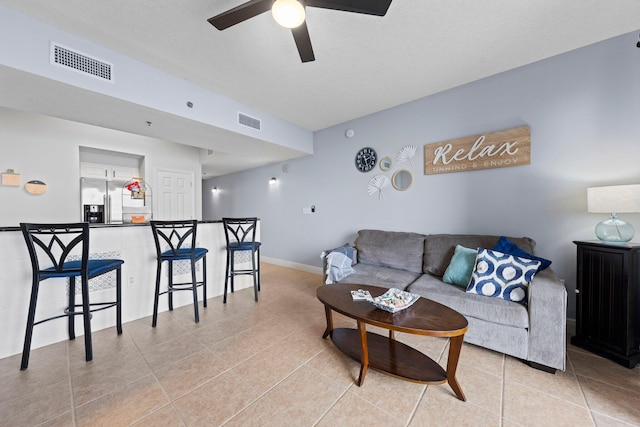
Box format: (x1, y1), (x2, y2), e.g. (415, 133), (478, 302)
(331, 328), (447, 384)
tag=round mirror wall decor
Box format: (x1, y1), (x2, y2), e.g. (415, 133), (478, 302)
(379, 156), (392, 171)
(392, 169), (413, 191)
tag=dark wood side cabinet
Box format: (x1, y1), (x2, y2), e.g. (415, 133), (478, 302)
(572, 241), (640, 368)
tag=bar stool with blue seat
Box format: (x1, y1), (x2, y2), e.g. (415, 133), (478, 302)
(20, 222), (124, 370)
(222, 217), (261, 303)
(150, 220), (208, 326)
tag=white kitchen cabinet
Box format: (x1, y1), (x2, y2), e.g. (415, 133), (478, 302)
(80, 162), (139, 181)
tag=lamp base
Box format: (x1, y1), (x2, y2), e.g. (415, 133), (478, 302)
(595, 214), (634, 242)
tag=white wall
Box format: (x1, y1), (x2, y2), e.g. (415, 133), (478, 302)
(0, 108), (203, 226)
(0, 5), (313, 154)
(203, 30), (640, 319)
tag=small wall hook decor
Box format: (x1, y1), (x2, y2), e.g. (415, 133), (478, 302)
(1, 168), (21, 186)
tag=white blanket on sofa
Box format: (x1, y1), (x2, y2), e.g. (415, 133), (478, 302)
(325, 251), (355, 284)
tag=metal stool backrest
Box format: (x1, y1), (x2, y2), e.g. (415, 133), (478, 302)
(222, 217), (258, 247)
(21, 222), (90, 277)
(150, 220), (199, 258)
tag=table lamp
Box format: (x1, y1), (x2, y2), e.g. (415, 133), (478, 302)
(587, 184), (640, 242)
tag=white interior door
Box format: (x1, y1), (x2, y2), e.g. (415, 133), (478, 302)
(155, 169), (194, 220)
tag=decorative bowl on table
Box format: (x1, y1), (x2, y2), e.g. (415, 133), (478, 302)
(371, 288), (420, 313)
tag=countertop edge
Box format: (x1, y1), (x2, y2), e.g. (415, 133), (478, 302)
(0, 219), (224, 232)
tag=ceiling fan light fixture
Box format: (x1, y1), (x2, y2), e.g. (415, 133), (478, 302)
(272, 0), (305, 28)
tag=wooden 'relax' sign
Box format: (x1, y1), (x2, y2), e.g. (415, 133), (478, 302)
(424, 126), (530, 175)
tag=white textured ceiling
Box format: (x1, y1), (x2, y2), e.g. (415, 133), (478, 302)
(2, 0), (640, 175)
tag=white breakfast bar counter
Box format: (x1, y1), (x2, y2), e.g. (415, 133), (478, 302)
(0, 221), (260, 359)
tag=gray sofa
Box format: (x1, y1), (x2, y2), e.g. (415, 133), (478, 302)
(325, 229), (567, 372)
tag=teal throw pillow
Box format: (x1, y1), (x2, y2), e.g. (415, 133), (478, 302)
(466, 248), (541, 303)
(442, 245), (478, 287)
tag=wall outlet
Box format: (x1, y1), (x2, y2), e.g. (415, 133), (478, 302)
(302, 207), (312, 214)
(127, 276), (135, 287)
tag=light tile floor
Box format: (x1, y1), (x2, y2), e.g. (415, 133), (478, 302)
(1, 263), (639, 426)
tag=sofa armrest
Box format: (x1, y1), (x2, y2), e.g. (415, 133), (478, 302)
(526, 267), (567, 371)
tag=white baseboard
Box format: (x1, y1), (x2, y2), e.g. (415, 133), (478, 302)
(262, 256), (323, 275)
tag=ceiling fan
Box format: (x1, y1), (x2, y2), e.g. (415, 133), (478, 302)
(208, 0), (393, 63)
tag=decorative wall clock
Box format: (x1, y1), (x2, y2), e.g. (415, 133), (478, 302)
(355, 147), (377, 172)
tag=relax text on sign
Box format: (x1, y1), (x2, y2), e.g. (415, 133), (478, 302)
(424, 126), (530, 175)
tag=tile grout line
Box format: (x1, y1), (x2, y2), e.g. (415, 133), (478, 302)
(402, 334), (450, 426)
(222, 359), (318, 426)
(127, 323), (203, 426)
(31, 341), (78, 427)
(568, 350), (640, 394)
(67, 340), (79, 427)
(405, 383), (428, 427)
(500, 353), (505, 427)
(569, 353), (598, 427)
(132, 300), (309, 425)
(574, 372), (640, 426)
(310, 379), (352, 427)
(588, 409), (640, 427)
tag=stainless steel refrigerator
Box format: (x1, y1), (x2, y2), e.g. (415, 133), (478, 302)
(80, 178), (127, 224)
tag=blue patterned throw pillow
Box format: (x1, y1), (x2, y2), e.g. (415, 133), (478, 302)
(466, 248), (541, 303)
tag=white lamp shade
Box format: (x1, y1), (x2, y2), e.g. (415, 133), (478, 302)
(272, 0), (305, 28)
(587, 184), (640, 214)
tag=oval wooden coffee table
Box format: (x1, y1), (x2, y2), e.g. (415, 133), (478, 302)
(317, 283), (469, 401)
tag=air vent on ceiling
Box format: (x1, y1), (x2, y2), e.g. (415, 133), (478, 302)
(238, 112), (261, 131)
(50, 43), (113, 82)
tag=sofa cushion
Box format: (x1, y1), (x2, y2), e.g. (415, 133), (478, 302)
(408, 274), (530, 329)
(442, 245), (477, 287)
(355, 229), (426, 274)
(466, 248), (541, 303)
(337, 263), (420, 291)
(423, 234), (536, 277)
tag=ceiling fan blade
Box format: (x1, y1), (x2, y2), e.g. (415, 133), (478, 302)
(208, 0), (273, 30)
(291, 22), (315, 63)
(305, 0), (392, 16)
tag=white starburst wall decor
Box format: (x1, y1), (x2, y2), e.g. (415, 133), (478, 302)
(368, 174), (390, 200)
(396, 145), (418, 167)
